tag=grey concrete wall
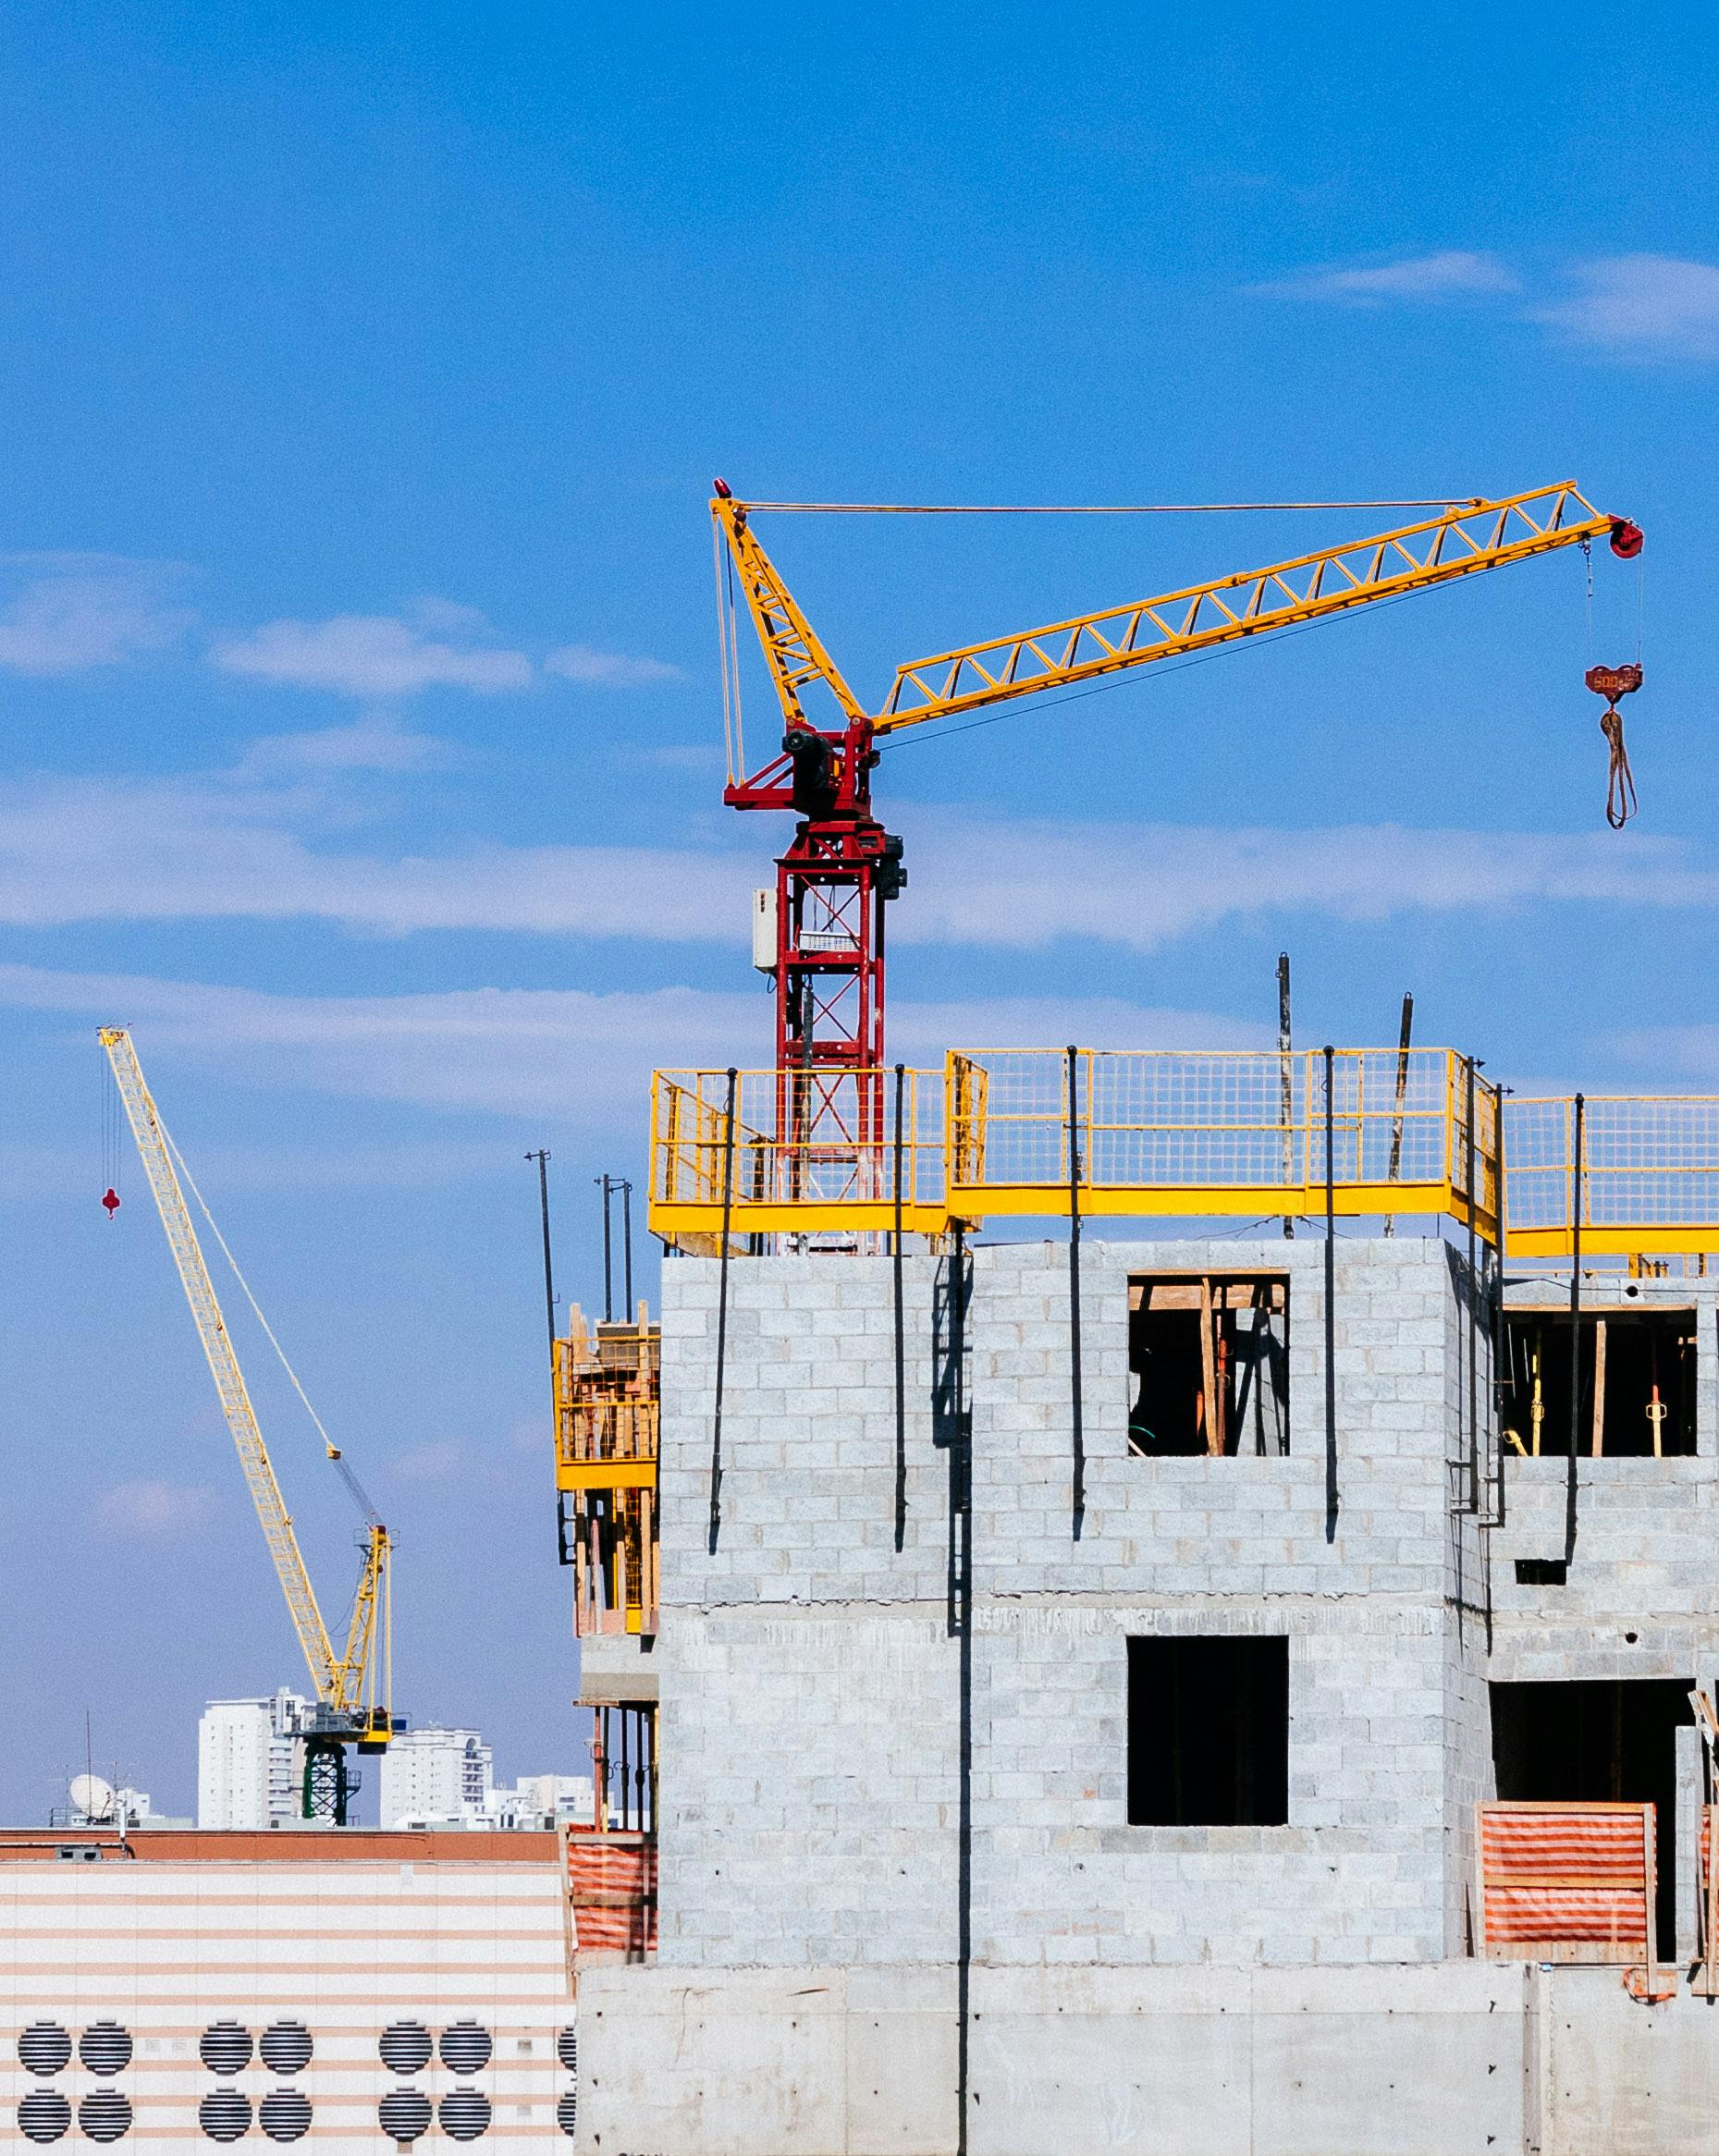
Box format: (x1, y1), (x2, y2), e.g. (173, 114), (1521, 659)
(579, 1961), (1719, 2156)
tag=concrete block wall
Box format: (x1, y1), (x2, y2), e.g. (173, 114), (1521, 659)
(657, 1233), (1500, 1969)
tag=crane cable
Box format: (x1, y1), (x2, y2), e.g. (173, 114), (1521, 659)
(154, 1116), (379, 1527)
(739, 497), (1488, 515)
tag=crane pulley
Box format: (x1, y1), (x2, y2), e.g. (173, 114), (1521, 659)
(97, 1027), (396, 1824)
(712, 482), (1643, 1126)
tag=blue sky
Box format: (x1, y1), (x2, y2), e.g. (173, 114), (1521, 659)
(5, 2), (1719, 1819)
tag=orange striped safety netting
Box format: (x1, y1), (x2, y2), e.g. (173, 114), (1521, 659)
(1477, 1802), (1652, 1964)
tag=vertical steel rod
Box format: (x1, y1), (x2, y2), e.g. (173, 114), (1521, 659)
(1324, 1045), (1339, 1542)
(1066, 1045), (1085, 1537)
(526, 1150), (556, 1351)
(893, 1063), (908, 1551)
(708, 1069), (739, 1555)
(1383, 991), (1413, 1238)
(1278, 953), (1295, 1238)
(1565, 1093), (1585, 1562)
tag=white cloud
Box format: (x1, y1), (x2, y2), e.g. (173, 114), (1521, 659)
(1535, 254), (1719, 358)
(0, 765), (757, 938)
(1253, 251), (1519, 304)
(545, 643), (683, 687)
(96, 1479), (220, 1538)
(212, 608), (533, 696)
(6, 745), (1719, 952)
(387, 1439), (469, 1482)
(0, 962), (1263, 1123)
(893, 816), (1719, 951)
(236, 717), (448, 775)
(0, 554), (193, 675)
(1607, 1023), (1719, 1080)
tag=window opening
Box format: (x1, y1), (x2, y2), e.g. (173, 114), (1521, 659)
(1129, 1275), (1288, 1456)
(1502, 1310), (1695, 1458)
(1490, 1678), (1693, 1960)
(1127, 1635), (1289, 1825)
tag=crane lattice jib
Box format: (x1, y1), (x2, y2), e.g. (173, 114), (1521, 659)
(873, 484), (1627, 730)
(98, 1028), (344, 1707)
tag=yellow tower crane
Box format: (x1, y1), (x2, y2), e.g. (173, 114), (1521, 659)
(98, 1027), (397, 1825)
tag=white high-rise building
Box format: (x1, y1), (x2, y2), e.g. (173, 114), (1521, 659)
(197, 1690), (312, 1829)
(376, 1727), (494, 1829)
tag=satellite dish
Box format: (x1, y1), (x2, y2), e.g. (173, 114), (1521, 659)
(70, 1773), (115, 1820)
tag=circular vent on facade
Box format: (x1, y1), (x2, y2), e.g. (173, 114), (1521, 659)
(556, 2089), (578, 2138)
(258, 2022), (313, 2076)
(377, 2089), (432, 2143)
(259, 2089), (312, 2143)
(18, 2089), (72, 2143)
(199, 2023), (253, 2076)
(377, 2022), (432, 2076)
(18, 2023), (72, 2076)
(557, 2026), (577, 2075)
(198, 2090), (252, 2143)
(79, 2024), (133, 2076)
(439, 2089), (491, 2141)
(79, 2090), (132, 2143)
(438, 2022), (492, 2075)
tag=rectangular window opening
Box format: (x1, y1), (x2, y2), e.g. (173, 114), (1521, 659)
(1128, 1273), (1289, 1457)
(1491, 1677), (1693, 1960)
(1127, 1635), (1289, 1826)
(1502, 1309), (1696, 1459)
(1514, 1558), (1567, 1586)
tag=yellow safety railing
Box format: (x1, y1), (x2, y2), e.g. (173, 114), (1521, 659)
(650, 1067), (949, 1240)
(1506, 1096), (1719, 1257)
(944, 1047), (1498, 1238)
(648, 1047), (1501, 1244)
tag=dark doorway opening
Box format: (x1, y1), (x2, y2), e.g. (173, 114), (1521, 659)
(1128, 1635), (1289, 1826)
(1490, 1678), (1693, 1960)
(1128, 1275), (1289, 1457)
(1501, 1310), (1695, 1458)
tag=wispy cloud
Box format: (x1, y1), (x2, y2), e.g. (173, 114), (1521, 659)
(0, 554), (194, 675)
(235, 716), (448, 775)
(545, 643), (682, 688)
(1607, 1023), (1719, 1080)
(96, 1479), (221, 1539)
(1252, 251), (1519, 304)
(1534, 254), (1719, 359)
(0, 962), (1260, 1123)
(387, 1439), (469, 1482)
(211, 605), (534, 697)
(4, 753), (1719, 950)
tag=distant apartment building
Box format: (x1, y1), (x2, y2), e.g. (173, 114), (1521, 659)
(376, 1727), (493, 1829)
(196, 1691), (311, 1830)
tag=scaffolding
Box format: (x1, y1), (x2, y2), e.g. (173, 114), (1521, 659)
(555, 1305), (659, 1636)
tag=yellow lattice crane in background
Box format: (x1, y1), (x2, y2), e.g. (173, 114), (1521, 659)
(99, 1027), (397, 1824)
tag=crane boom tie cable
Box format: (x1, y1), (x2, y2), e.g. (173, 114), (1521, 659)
(159, 1121), (377, 1525)
(741, 497), (1486, 515)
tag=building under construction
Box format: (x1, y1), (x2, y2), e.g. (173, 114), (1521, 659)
(569, 1051), (1719, 2156)
(562, 488), (1719, 2154)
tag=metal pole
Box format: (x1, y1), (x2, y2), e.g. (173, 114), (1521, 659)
(1566, 1094), (1585, 1562)
(893, 1063), (908, 1552)
(1066, 1046), (1085, 1537)
(1466, 1058), (1480, 1511)
(1324, 1046), (1339, 1542)
(525, 1151), (556, 1351)
(1383, 992), (1413, 1238)
(597, 1175), (615, 1322)
(709, 1070), (739, 1555)
(620, 1180), (634, 1317)
(1278, 953), (1295, 1238)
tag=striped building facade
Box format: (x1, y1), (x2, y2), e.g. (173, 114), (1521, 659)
(0, 1830), (580, 2149)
